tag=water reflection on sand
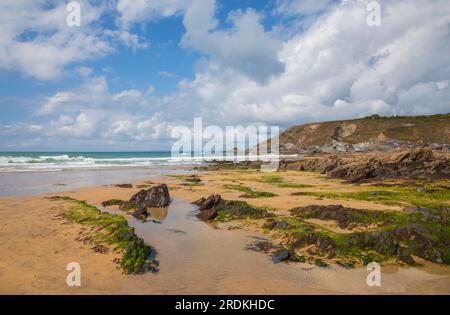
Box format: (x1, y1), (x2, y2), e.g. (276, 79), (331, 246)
(96, 199), (449, 294)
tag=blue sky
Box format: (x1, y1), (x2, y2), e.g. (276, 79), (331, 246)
(0, 0), (449, 151)
(0, 1), (280, 98)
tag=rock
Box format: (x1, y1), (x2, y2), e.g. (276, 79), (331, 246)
(218, 200), (272, 219)
(128, 184), (171, 208)
(193, 194), (272, 221)
(403, 206), (433, 215)
(291, 205), (356, 228)
(239, 193), (257, 198)
(284, 148), (450, 183)
(115, 183), (133, 188)
(398, 247), (415, 265)
(336, 259), (355, 269)
(272, 249), (290, 263)
(197, 209), (218, 221)
(91, 244), (109, 254)
(346, 222), (448, 265)
(264, 218), (294, 230)
(191, 197), (206, 207)
(184, 175), (201, 183)
(132, 207), (148, 220)
(193, 194), (224, 221)
(193, 194), (224, 211)
(291, 232), (337, 258)
(247, 241), (273, 252)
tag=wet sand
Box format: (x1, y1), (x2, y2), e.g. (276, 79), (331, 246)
(0, 166), (193, 197)
(0, 170), (449, 294)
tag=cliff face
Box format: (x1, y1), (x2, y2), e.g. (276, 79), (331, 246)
(276, 114), (450, 154)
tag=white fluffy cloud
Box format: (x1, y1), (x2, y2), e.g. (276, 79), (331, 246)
(0, 0), (147, 81)
(112, 89), (142, 101)
(39, 92), (74, 115)
(181, 0), (285, 83)
(275, 0), (335, 16)
(32, 75), (174, 145)
(117, 0), (189, 27)
(175, 0), (450, 126)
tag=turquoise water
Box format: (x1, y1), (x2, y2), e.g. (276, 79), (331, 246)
(0, 151), (193, 172)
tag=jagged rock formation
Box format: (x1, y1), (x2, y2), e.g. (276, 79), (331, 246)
(122, 184), (171, 220)
(128, 184), (171, 208)
(280, 148), (450, 182)
(192, 194), (273, 221)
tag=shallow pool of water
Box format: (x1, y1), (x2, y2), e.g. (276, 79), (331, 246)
(94, 199), (446, 294)
(96, 199), (324, 294)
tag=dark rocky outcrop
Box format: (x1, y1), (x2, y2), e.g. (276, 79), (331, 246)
(193, 194), (223, 221)
(192, 194), (223, 211)
(272, 249), (290, 263)
(345, 222), (449, 264)
(281, 148), (450, 183)
(264, 218), (295, 230)
(291, 232), (338, 259)
(192, 194), (273, 221)
(129, 184), (171, 208)
(122, 184), (171, 220)
(131, 207), (148, 220)
(290, 205), (393, 229)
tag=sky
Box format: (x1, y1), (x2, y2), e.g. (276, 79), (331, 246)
(0, 0), (449, 151)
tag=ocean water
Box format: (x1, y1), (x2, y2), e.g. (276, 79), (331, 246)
(0, 151), (285, 173)
(0, 152), (197, 172)
(0, 151), (285, 196)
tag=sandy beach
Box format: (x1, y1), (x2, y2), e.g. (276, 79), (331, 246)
(0, 167), (449, 295)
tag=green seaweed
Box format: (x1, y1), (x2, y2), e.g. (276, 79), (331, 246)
(263, 206), (450, 266)
(215, 200), (273, 220)
(52, 196), (156, 274)
(277, 183), (315, 189)
(101, 199), (125, 207)
(223, 184), (277, 198)
(290, 182), (450, 209)
(258, 175), (315, 189)
(120, 202), (139, 213)
(260, 175), (284, 184)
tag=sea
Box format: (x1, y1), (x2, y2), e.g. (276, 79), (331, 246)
(0, 152), (197, 197)
(0, 151), (286, 197)
(0, 151), (193, 172)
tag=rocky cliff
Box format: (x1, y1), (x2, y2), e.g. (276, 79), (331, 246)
(275, 114), (450, 154)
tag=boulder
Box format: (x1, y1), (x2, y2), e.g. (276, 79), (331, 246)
(193, 194), (272, 221)
(128, 184), (171, 208)
(192, 194), (224, 221)
(192, 194), (224, 211)
(272, 249), (290, 263)
(284, 148), (450, 183)
(197, 209), (219, 221)
(132, 207), (149, 220)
